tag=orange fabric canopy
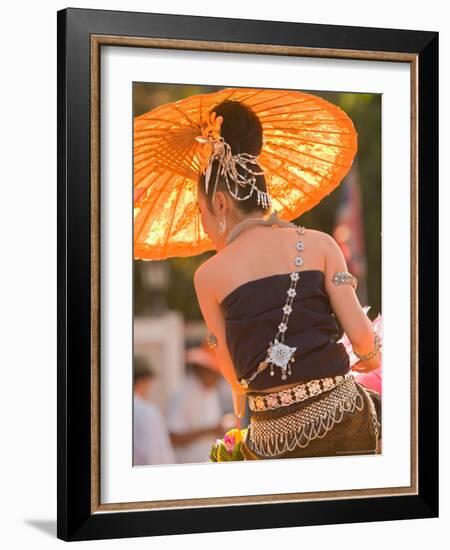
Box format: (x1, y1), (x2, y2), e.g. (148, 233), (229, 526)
(134, 87), (358, 261)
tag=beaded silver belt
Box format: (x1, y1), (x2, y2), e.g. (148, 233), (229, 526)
(245, 374), (380, 458)
(247, 372), (354, 412)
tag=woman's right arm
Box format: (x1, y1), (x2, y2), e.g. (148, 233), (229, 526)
(321, 232), (381, 373)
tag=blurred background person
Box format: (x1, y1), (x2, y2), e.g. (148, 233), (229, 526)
(167, 345), (225, 463)
(133, 356), (177, 466)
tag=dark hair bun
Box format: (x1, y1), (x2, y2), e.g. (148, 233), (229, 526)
(211, 99), (263, 156)
(198, 99), (268, 215)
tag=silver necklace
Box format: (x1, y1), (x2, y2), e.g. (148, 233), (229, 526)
(225, 210), (296, 245)
(224, 210), (307, 388)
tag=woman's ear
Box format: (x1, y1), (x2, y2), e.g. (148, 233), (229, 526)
(212, 191), (226, 217)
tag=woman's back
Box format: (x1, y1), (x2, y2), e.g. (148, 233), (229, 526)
(207, 225), (327, 305)
(201, 224), (350, 391)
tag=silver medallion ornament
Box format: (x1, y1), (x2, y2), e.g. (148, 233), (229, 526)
(267, 339), (297, 379)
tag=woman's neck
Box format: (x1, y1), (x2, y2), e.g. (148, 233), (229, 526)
(224, 210), (298, 249)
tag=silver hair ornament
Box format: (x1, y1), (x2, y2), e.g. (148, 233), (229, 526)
(195, 135), (272, 209)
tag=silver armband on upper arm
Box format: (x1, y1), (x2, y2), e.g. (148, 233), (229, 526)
(332, 271), (358, 290)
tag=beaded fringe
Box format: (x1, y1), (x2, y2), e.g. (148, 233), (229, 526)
(246, 376), (379, 458)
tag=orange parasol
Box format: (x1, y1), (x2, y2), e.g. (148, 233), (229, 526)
(134, 87), (358, 261)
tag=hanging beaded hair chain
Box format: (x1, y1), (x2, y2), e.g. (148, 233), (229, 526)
(195, 111), (272, 209)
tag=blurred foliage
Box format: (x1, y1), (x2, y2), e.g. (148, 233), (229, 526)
(133, 84), (381, 319)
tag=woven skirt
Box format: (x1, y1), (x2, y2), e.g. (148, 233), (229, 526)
(241, 373), (382, 460)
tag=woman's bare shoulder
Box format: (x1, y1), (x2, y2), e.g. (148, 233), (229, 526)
(194, 254), (213, 281)
(193, 252), (222, 290)
(319, 230), (343, 256)
(304, 229), (347, 272)
(304, 228), (338, 249)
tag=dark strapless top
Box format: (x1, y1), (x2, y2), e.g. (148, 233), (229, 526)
(220, 270), (350, 391)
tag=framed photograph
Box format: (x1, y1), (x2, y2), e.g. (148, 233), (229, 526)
(57, 7), (439, 542)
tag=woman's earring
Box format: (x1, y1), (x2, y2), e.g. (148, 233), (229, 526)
(218, 216), (227, 236)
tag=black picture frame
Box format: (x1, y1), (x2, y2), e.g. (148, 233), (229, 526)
(57, 7), (439, 542)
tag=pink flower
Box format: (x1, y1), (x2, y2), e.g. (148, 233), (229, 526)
(338, 307), (383, 395)
(223, 433), (236, 453)
(356, 368), (382, 394)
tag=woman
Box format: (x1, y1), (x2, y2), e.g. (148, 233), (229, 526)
(193, 99), (381, 460)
